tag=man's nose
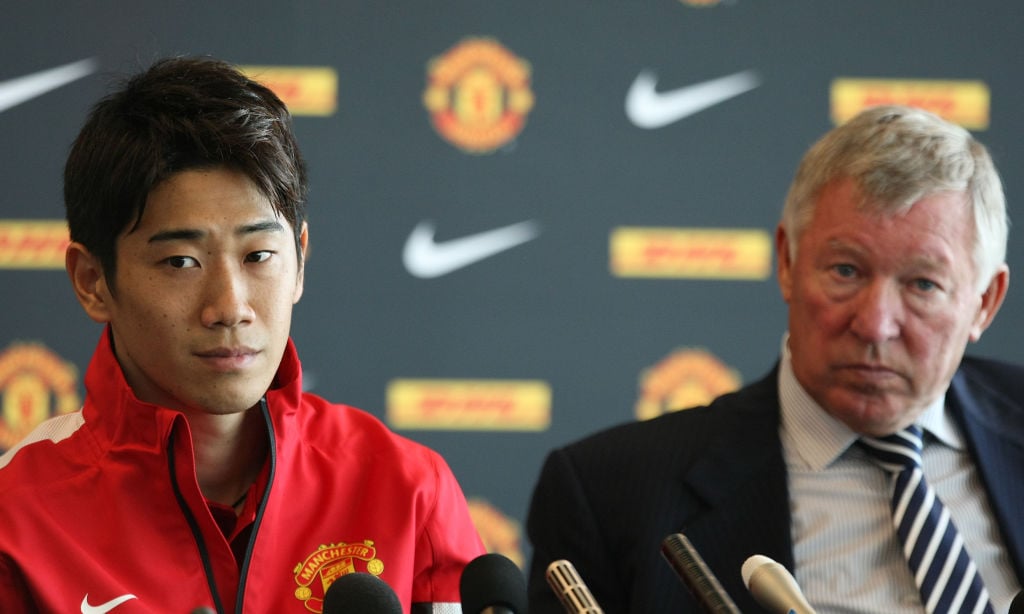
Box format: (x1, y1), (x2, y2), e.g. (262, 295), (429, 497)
(849, 280), (902, 343)
(200, 266), (255, 328)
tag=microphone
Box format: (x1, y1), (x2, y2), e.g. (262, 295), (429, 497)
(545, 559), (604, 613)
(460, 552), (528, 614)
(661, 533), (741, 614)
(741, 554), (815, 614)
(1009, 589), (1024, 614)
(322, 572), (402, 614)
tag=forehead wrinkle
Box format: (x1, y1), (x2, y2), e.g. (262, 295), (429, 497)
(823, 237), (864, 256)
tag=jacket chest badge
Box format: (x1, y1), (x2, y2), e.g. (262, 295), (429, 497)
(293, 540), (384, 612)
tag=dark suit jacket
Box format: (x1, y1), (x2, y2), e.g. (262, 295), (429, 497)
(526, 357), (1024, 613)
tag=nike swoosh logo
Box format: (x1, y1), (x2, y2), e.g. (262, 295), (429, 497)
(81, 593), (137, 614)
(625, 69), (760, 129)
(403, 220), (541, 279)
(0, 58), (99, 114)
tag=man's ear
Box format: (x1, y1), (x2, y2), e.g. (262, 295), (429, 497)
(776, 223), (793, 304)
(969, 264), (1009, 342)
(293, 222), (309, 304)
(65, 242), (113, 323)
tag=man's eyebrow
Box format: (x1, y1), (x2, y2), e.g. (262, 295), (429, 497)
(147, 228), (203, 243)
(239, 220), (285, 235)
(147, 220), (284, 244)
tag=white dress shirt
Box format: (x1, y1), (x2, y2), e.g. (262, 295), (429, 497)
(777, 338), (1020, 613)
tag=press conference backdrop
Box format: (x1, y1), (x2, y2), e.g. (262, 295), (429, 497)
(3, 1), (1023, 567)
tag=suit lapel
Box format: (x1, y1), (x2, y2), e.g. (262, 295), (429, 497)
(948, 367), (1024, 580)
(676, 372), (794, 608)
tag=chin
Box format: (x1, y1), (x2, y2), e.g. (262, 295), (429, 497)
(849, 409), (917, 437)
(188, 390), (267, 415)
(826, 397), (911, 436)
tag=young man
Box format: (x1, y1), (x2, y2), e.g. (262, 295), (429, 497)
(0, 56), (485, 613)
(526, 106), (1023, 613)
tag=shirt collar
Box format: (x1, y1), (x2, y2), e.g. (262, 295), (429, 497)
(918, 394), (964, 450)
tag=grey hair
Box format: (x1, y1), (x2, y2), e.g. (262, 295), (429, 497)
(781, 105), (1007, 292)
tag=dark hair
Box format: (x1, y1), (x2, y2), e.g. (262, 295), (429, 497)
(64, 56), (308, 283)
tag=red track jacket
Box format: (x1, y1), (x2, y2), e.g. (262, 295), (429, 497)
(0, 330), (485, 613)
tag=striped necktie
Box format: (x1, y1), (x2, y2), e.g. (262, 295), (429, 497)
(859, 426), (994, 614)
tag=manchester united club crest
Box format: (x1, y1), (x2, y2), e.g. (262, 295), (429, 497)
(422, 37), (534, 154)
(293, 541), (385, 613)
(0, 342), (80, 452)
(467, 497), (525, 568)
(635, 348), (741, 420)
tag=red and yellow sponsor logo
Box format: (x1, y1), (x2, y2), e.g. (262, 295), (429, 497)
(680, 0), (724, 6)
(0, 220), (69, 269)
(293, 541), (384, 613)
(387, 379), (550, 431)
(240, 66), (338, 116)
(423, 37), (534, 153)
(831, 78), (990, 130)
(610, 227), (771, 280)
(0, 342), (81, 451)
(635, 348), (741, 420)
(468, 497), (525, 569)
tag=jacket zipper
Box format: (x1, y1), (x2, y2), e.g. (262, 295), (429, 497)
(234, 398), (277, 613)
(168, 427), (228, 614)
(167, 398), (277, 614)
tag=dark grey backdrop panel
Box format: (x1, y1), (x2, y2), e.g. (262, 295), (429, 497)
(3, 1), (1023, 562)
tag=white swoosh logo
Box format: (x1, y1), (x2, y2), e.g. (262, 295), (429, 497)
(0, 58), (99, 114)
(81, 593), (137, 614)
(625, 69), (760, 129)
(403, 220), (541, 279)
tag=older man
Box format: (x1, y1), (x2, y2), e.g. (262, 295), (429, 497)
(527, 105), (1022, 613)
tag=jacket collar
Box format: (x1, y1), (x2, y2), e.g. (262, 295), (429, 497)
(947, 363), (1024, 578)
(678, 367), (794, 609)
(81, 326), (303, 451)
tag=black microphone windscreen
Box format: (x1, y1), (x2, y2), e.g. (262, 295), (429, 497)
(322, 572), (402, 614)
(1009, 589), (1024, 614)
(661, 533), (741, 614)
(460, 552), (528, 614)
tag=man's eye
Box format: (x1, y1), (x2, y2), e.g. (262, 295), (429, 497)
(246, 251), (273, 263)
(913, 278), (938, 292)
(833, 264), (857, 278)
(167, 256), (198, 268)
